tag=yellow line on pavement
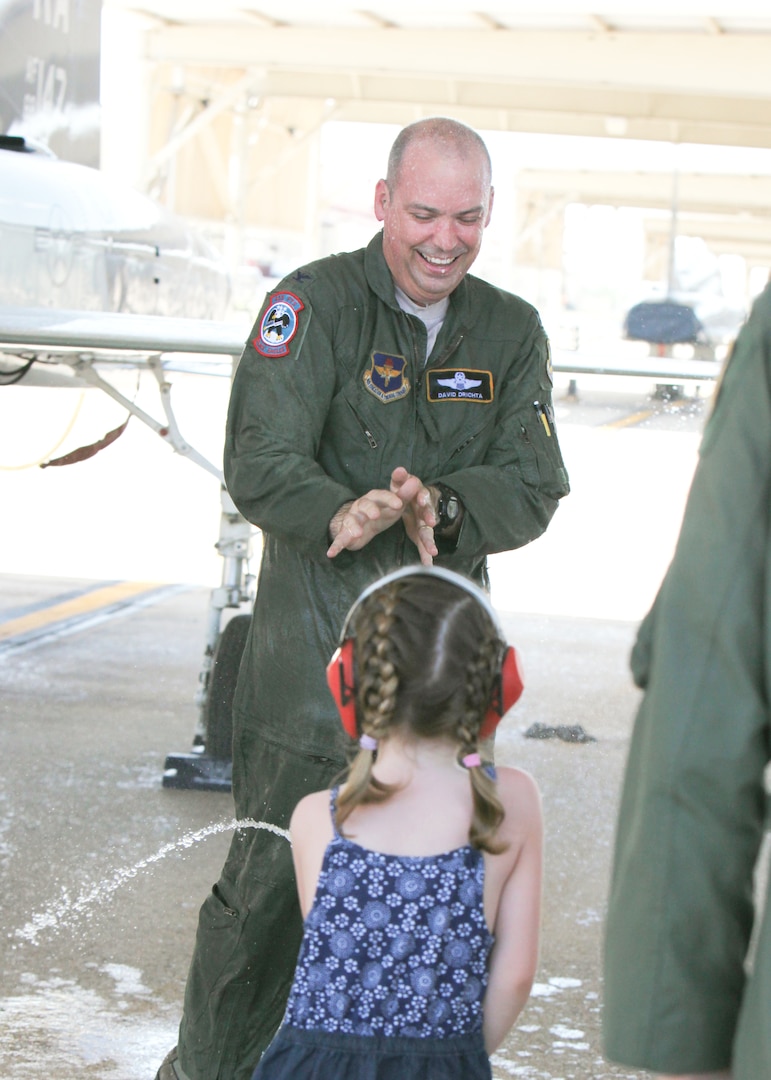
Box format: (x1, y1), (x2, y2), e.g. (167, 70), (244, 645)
(602, 410), (653, 429)
(0, 581), (161, 641)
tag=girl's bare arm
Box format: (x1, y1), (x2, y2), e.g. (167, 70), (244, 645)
(290, 790), (334, 917)
(483, 770), (543, 1054)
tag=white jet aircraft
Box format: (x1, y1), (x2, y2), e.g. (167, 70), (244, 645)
(0, 134), (257, 791)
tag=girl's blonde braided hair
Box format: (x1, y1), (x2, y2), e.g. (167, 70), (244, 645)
(335, 572), (509, 853)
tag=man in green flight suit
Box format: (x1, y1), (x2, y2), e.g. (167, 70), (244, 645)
(157, 116), (569, 1080)
(603, 278), (771, 1079)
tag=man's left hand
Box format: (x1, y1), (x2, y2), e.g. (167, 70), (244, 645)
(390, 466), (438, 566)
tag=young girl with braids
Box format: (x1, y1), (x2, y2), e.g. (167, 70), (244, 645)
(251, 566), (542, 1080)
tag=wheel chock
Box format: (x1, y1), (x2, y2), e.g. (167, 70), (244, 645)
(162, 752), (232, 791)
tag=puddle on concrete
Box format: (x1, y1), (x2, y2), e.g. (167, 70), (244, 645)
(0, 969), (177, 1079)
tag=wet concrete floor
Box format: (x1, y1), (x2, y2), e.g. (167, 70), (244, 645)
(0, 376), (714, 1078)
(0, 573), (650, 1080)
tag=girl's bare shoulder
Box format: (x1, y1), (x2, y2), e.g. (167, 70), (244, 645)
(290, 788), (334, 838)
(494, 765), (543, 826)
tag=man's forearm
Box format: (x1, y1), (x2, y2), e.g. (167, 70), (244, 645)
(328, 501), (354, 544)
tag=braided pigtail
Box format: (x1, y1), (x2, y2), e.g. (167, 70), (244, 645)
(334, 569), (518, 852)
(458, 631), (508, 854)
(336, 584), (402, 832)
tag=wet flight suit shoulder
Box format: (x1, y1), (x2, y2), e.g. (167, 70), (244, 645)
(225, 247), (370, 564)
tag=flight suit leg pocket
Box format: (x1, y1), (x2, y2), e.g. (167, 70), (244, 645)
(183, 876), (247, 1030)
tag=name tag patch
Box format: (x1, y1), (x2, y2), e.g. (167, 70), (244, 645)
(427, 369), (494, 403)
(254, 292), (304, 357)
(363, 351), (411, 402)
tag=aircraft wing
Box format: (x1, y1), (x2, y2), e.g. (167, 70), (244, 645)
(0, 305), (256, 790)
(0, 305), (251, 477)
(0, 306), (247, 382)
(1, 307), (724, 381)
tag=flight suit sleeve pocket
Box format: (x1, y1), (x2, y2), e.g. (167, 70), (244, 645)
(513, 402), (570, 498)
(515, 418), (541, 486)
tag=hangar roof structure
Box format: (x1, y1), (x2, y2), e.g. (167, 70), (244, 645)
(100, 3), (771, 268)
(107, 3), (771, 147)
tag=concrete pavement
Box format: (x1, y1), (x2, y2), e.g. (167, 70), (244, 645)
(0, 573), (648, 1080)
(0, 374), (711, 1078)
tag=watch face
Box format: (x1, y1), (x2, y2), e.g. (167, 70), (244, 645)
(438, 491), (459, 528)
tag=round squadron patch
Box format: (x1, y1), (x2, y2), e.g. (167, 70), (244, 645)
(545, 338), (554, 385)
(254, 292), (304, 357)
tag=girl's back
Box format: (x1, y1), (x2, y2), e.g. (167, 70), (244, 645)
(292, 741), (540, 950)
(251, 567), (543, 1079)
(287, 783), (493, 1040)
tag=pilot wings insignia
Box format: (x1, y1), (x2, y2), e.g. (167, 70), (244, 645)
(437, 373), (482, 391)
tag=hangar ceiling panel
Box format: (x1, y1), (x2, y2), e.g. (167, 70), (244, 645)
(105, 3), (771, 148)
(101, 3), (771, 252)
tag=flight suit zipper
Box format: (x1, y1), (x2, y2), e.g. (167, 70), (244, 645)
(416, 332), (465, 393)
(406, 318), (424, 472)
(403, 322), (466, 566)
(347, 402), (378, 448)
(451, 431), (481, 459)
(417, 332), (469, 464)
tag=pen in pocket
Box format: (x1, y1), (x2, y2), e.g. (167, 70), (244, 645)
(533, 401), (553, 437)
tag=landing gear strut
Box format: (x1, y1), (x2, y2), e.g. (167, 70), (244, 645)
(162, 485), (254, 792)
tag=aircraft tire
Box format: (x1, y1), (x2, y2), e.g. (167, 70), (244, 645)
(203, 613), (251, 761)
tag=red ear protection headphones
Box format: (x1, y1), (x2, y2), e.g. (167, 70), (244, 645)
(326, 566), (524, 742)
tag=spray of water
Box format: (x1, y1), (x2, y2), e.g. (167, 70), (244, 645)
(13, 817), (289, 946)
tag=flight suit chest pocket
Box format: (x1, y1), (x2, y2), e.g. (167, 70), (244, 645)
(345, 400), (379, 449)
(422, 365), (496, 464)
(318, 392), (386, 489)
(445, 418), (495, 469)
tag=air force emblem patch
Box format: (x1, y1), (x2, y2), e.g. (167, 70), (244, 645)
(363, 352), (410, 402)
(254, 292), (304, 357)
(427, 369), (494, 402)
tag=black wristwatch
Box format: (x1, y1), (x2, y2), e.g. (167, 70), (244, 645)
(434, 484), (461, 536)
